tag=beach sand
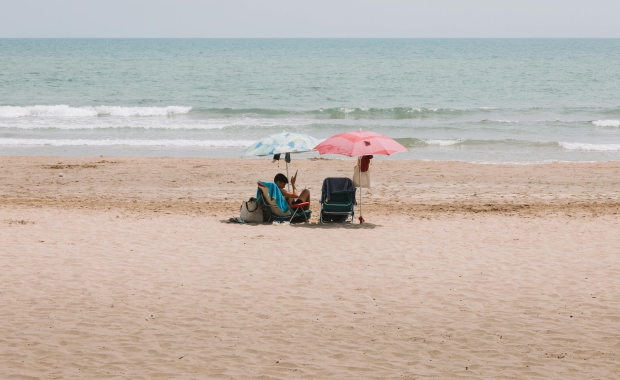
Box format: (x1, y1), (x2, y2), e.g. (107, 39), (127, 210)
(2, 157), (620, 379)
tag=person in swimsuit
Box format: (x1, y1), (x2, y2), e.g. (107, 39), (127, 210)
(274, 173), (311, 210)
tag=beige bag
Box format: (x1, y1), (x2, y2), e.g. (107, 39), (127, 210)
(239, 198), (263, 223)
(353, 165), (370, 188)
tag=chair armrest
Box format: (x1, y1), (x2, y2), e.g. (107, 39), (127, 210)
(290, 202), (310, 209)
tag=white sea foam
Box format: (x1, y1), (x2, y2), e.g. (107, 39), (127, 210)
(0, 138), (254, 147)
(0, 117), (315, 130)
(535, 119), (578, 123)
(423, 139), (463, 146)
(0, 105), (192, 118)
(559, 142), (620, 151)
(592, 120), (620, 127)
(492, 119), (519, 123)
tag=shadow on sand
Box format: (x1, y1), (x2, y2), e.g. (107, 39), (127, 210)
(221, 219), (380, 229)
(290, 222), (380, 229)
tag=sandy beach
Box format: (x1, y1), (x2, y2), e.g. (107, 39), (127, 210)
(2, 156), (620, 379)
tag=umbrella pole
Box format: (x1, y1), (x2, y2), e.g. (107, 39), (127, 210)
(286, 161), (290, 192)
(359, 157), (364, 224)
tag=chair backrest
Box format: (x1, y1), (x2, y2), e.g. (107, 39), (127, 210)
(321, 177), (355, 202)
(326, 191), (353, 205)
(257, 182), (291, 217)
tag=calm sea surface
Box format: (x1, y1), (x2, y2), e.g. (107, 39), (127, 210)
(1, 39), (620, 162)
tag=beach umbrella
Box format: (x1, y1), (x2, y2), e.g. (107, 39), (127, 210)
(242, 132), (320, 189)
(314, 130), (408, 223)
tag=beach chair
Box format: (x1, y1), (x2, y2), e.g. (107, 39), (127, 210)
(256, 181), (312, 223)
(320, 178), (356, 224)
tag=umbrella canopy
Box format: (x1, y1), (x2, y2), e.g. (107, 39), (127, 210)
(242, 132), (320, 157)
(313, 131), (407, 157)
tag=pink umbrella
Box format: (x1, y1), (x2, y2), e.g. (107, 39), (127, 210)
(314, 131), (407, 157)
(314, 131), (408, 223)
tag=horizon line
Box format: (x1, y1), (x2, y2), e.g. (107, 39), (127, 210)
(2, 37), (620, 39)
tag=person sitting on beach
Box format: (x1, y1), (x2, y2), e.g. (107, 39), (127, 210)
(274, 173), (311, 210)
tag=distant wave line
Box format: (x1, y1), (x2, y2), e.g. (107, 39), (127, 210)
(2, 137), (620, 152)
(0, 118), (612, 131)
(0, 105), (192, 118)
(3, 105), (620, 120)
(0, 138), (254, 147)
(0, 119), (316, 130)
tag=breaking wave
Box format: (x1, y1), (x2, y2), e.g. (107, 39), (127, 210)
(592, 120), (620, 127)
(0, 118), (315, 130)
(396, 138), (620, 152)
(558, 142), (620, 151)
(422, 139), (464, 146)
(3, 106), (620, 124)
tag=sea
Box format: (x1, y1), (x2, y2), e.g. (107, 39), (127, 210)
(1, 39), (619, 163)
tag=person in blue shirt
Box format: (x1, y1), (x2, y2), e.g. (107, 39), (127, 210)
(274, 173), (311, 210)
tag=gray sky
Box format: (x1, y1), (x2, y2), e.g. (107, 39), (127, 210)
(1, 0), (619, 38)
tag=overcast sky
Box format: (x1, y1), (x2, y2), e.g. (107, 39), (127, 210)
(1, 0), (619, 38)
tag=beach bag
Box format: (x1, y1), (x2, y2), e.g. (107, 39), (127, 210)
(239, 197), (263, 223)
(353, 165), (370, 188)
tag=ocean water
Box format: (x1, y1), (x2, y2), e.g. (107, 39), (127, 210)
(1, 38), (620, 162)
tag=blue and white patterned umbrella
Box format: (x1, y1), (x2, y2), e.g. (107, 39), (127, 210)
(242, 132), (319, 157)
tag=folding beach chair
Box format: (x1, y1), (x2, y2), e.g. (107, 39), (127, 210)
(320, 177), (356, 224)
(257, 181), (312, 223)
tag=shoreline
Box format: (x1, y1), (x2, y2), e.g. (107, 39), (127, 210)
(3, 151), (620, 166)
